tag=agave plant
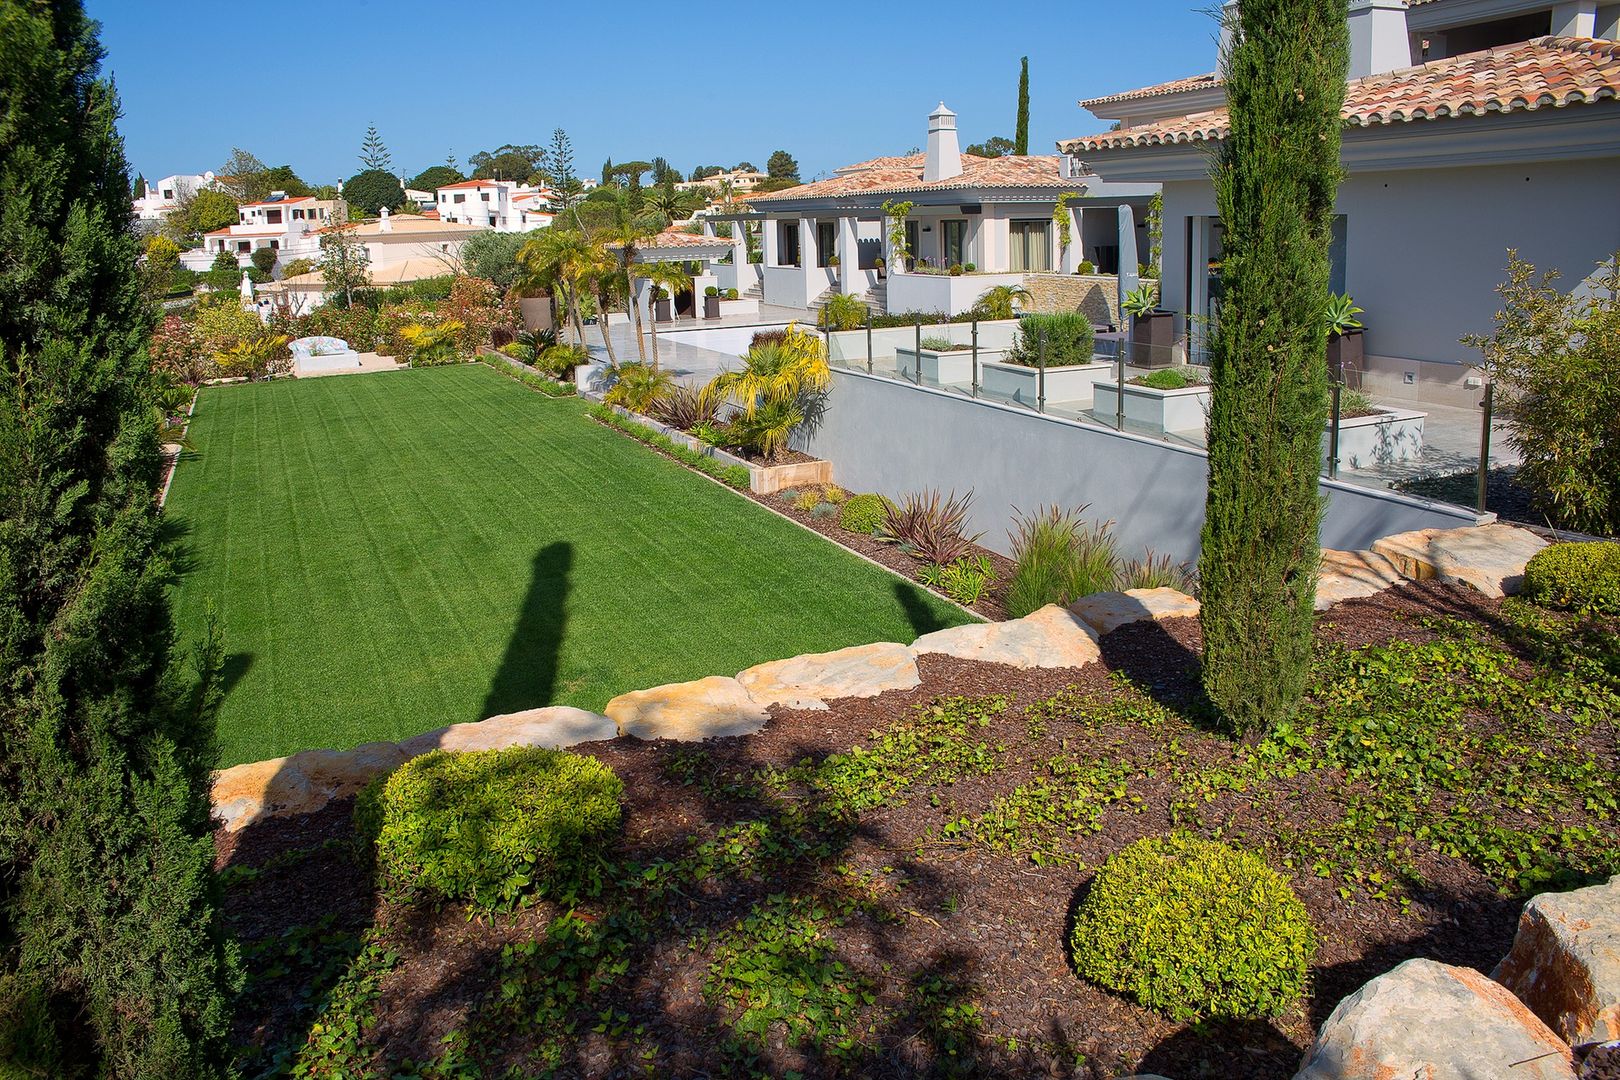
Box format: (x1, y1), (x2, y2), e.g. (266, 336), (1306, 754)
(973, 283), (1033, 321)
(879, 489), (982, 564)
(1324, 293), (1364, 335)
(1121, 283), (1161, 319)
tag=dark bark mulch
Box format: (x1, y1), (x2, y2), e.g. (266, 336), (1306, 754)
(217, 581), (1603, 1078)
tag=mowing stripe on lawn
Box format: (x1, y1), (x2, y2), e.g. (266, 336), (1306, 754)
(165, 364), (972, 765)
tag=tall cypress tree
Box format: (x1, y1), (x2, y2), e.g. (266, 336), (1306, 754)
(1014, 56), (1031, 155)
(1198, 0), (1348, 735)
(0, 3), (238, 1076)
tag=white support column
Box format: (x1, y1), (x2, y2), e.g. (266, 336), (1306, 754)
(1060, 204), (1083, 274)
(730, 220), (748, 275)
(836, 215), (858, 294)
(762, 216), (779, 266)
(1552, 0), (1598, 35)
(798, 216), (816, 271)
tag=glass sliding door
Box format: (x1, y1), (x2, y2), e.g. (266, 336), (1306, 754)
(942, 219), (966, 268)
(1009, 220), (1050, 272)
(816, 221), (837, 268)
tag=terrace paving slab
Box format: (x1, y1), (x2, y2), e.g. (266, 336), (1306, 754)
(1316, 549), (1407, 610)
(737, 641), (920, 711)
(606, 676), (771, 741)
(1068, 588), (1201, 637)
(1371, 523), (1548, 598)
(911, 605), (1100, 669)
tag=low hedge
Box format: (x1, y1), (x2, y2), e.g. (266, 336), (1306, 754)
(481, 357), (576, 397)
(839, 493), (891, 534)
(589, 405), (751, 491)
(356, 746), (623, 908)
(1070, 834), (1315, 1021)
(1523, 541), (1620, 614)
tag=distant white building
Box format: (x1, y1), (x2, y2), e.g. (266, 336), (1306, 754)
(180, 192), (346, 272)
(674, 168), (768, 194)
(132, 171), (215, 220)
(435, 179), (554, 232)
(261, 211), (492, 305)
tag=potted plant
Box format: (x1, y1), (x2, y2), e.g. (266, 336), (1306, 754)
(1325, 293), (1365, 380)
(1078, 259), (1096, 275)
(703, 285), (721, 319)
(653, 286), (672, 324)
(963, 262), (977, 273)
(827, 254), (840, 268)
(875, 257), (887, 279)
(1121, 282), (1175, 368)
(725, 288), (739, 300)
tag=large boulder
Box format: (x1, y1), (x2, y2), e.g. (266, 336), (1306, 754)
(1316, 549), (1405, 610)
(1494, 875), (1620, 1046)
(400, 706), (616, 755)
(1371, 523), (1548, 598)
(1068, 588), (1200, 637)
(1294, 958), (1576, 1080)
(212, 755), (318, 833)
(910, 604), (1100, 669)
(736, 641), (919, 711)
(606, 676), (771, 741)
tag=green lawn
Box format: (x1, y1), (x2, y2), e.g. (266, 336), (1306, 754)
(165, 364), (971, 766)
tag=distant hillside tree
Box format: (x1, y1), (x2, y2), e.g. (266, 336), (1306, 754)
(966, 135), (1015, 158)
(409, 164), (465, 191)
(0, 2), (240, 1076)
(766, 149), (799, 180)
(470, 143), (544, 181)
(359, 123), (392, 171)
(342, 168), (404, 215)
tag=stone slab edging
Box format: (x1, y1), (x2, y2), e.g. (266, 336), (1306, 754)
(208, 523), (1548, 832)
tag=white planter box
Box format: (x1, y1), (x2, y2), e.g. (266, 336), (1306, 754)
(1093, 380), (1212, 432)
(1328, 407), (1427, 468)
(717, 298), (760, 317)
(980, 360), (1116, 407)
(894, 346), (1005, 386)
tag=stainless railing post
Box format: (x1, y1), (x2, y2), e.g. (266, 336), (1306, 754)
(1037, 329), (1047, 413)
(971, 317), (979, 398)
(1327, 381), (1341, 479)
(865, 309), (873, 375)
(1478, 381), (1494, 512)
(913, 316), (922, 386)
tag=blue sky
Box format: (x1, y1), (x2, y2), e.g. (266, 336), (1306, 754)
(90, 0), (1220, 186)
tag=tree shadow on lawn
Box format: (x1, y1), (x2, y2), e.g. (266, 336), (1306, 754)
(894, 578), (959, 637)
(481, 540), (572, 718)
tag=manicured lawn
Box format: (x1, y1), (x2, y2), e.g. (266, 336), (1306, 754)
(165, 364), (971, 766)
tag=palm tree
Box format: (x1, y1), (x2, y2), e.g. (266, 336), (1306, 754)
(517, 228), (594, 347)
(643, 186), (699, 224)
(704, 324), (830, 460)
(643, 261), (693, 371)
(594, 204), (660, 361)
(588, 263), (621, 363)
(974, 283), (1034, 321)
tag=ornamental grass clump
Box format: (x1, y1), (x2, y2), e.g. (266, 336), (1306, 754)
(1005, 505), (1120, 617)
(1523, 541), (1620, 615)
(356, 746), (624, 908)
(1070, 834), (1315, 1021)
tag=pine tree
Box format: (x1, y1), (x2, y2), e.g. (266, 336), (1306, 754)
(1014, 56), (1030, 155)
(359, 122), (392, 171)
(132, 171), (146, 200)
(1198, 0), (1348, 736)
(0, 3), (238, 1075)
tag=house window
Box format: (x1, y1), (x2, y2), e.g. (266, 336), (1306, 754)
(904, 220), (920, 266)
(453, 194), (465, 204)
(778, 221), (800, 267)
(266, 209), (282, 224)
(1329, 215), (1347, 295)
(816, 221), (837, 267)
(1009, 220), (1050, 272)
(270, 240), (279, 250)
(942, 220), (967, 268)
(489, 215), (497, 227)
(481, 192), (490, 202)
(237, 241), (251, 253)
(162, 188), (173, 199)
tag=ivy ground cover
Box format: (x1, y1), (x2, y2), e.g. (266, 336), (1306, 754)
(165, 364), (970, 765)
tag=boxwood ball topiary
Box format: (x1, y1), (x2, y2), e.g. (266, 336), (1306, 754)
(839, 493), (891, 534)
(1069, 834), (1315, 1021)
(1523, 541), (1620, 615)
(356, 746), (624, 908)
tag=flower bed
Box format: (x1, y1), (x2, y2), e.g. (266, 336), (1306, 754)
(596, 403), (830, 495)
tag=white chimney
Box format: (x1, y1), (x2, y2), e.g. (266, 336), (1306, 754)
(1217, 0), (1240, 73)
(379, 206), (391, 233)
(924, 102), (962, 182)
(1347, 0), (1412, 78)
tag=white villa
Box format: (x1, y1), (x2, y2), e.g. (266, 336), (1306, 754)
(179, 192), (346, 272)
(1060, 0), (1620, 402)
(260, 210), (490, 306)
(434, 179), (554, 232)
(132, 172), (215, 221)
(673, 168), (769, 194)
(731, 104), (1157, 316)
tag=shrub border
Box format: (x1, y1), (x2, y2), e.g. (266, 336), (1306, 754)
(479, 356), (577, 398)
(588, 405), (751, 490)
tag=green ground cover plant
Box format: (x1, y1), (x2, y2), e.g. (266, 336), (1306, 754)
(164, 366), (970, 764)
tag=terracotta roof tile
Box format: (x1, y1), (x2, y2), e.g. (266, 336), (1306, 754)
(1078, 71), (1220, 109)
(749, 154), (1079, 203)
(1061, 37), (1620, 153)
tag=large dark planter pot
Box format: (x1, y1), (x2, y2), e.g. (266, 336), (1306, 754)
(1131, 310), (1176, 368)
(703, 295), (721, 319)
(1327, 329), (1365, 381)
(654, 298), (672, 323)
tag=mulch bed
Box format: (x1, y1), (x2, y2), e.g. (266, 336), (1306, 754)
(745, 486), (1015, 621)
(217, 580), (1609, 1078)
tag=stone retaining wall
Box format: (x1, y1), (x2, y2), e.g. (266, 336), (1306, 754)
(1022, 273), (1120, 327)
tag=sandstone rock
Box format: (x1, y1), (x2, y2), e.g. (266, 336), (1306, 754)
(400, 706), (617, 756)
(1371, 523), (1548, 598)
(289, 741), (408, 797)
(1494, 875), (1620, 1046)
(1294, 958), (1576, 1080)
(1068, 588), (1200, 637)
(606, 676), (770, 741)
(911, 605), (1101, 669)
(212, 756), (316, 833)
(737, 641), (920, 711)
(1316, 549), (1405, 610)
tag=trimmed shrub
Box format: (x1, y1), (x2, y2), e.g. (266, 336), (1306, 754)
(1070, 834), (1315, 1021)
(839, 493), (891, 535)
(1523, 541), (1620, 614)
(1006, 311), (1095, 368)
(356, 746), (624, 908)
